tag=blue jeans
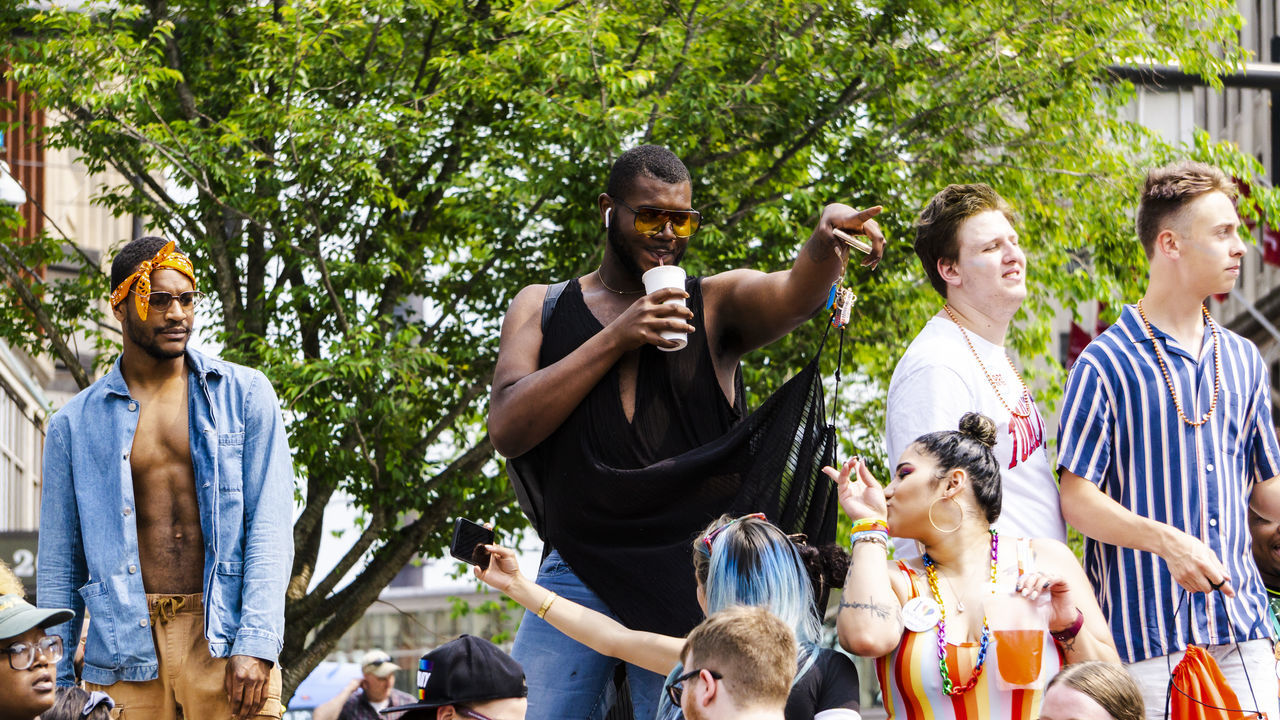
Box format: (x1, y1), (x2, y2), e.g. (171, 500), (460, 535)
(512, 550), (665, 720)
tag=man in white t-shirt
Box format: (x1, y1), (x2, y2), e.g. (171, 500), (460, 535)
(885, 184), (1066, 558)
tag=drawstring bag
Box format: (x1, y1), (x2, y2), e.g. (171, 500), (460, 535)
(1165, 591), (1268, 720)
(1166, 645), (1266, 720)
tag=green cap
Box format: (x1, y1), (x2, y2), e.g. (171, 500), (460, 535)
(0, 593), (73, 641)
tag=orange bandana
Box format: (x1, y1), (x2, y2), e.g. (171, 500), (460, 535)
(109, 240), (197, 320)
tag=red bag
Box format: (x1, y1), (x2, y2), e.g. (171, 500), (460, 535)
(1166, 645), (1268, 720)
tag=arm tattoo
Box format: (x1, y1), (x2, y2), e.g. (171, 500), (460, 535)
(839, 597), (897, 622)
(1058, 636), (1077, 654)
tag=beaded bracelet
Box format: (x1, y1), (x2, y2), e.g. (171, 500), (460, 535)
(851, 529), (890, 547)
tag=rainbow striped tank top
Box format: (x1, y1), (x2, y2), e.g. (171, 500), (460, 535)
(874, 541), (1063, 719)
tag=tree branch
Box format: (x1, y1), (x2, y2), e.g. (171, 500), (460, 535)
(0, 240), (91, 389)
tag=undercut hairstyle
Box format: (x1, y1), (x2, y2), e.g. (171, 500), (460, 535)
(606, 145), (691, 201)
(914, 184), (1016, 297)
(1047, 662), (1145, 720)
(681, 606), (795, 710)
(912, 412), (1002, 523)
(110, 236), (173, 292)
(1136, 161), (1236, 258)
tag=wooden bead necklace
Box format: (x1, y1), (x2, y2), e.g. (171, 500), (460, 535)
(1135, 300), (1220, 427)
(942, 305), (1032, 418)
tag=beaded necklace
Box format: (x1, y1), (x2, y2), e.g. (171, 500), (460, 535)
(941, 305), (1031, 418)
(921, 529), (998, 696)
(1135, 300), (1221, 427)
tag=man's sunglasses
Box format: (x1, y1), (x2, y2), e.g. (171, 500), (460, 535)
(665, 667), (723, 705)
(131, 290), (206, 311)
(611, 197), (702, 238)
(458, 707), (521, 720)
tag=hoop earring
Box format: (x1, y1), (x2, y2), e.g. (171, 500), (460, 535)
(928, 496), (963, 534)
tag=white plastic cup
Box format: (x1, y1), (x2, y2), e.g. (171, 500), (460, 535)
(641, 265), (688, 352)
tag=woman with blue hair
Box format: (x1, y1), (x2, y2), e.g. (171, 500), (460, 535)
(475, 514), (861, 720)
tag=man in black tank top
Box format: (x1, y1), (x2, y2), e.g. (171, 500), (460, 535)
(488, 145), (884, 720)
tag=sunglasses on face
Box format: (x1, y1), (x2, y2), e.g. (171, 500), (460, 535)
(665, 667), (723, 705)
(131, 290), (206, 311)
(611, 197), (702, 238)
(457, 707), (521, 720)
(2, 635), (63, 671)
(701, 512), (767, 552)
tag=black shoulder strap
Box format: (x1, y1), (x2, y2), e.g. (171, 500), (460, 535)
(542, 280), (570, 332)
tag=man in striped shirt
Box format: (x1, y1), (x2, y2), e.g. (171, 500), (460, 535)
(1057, 161), (1280, 718)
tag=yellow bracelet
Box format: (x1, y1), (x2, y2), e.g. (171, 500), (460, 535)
(850, 517), (889, 534)
(536, 591), (558, 619)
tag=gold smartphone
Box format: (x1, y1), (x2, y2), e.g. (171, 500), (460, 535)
(832, 227), (872, 255)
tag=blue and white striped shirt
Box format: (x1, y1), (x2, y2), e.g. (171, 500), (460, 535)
(1057, 304), (1280, 663)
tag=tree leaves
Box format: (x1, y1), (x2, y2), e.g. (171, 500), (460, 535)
(2, 0), (1272, 701)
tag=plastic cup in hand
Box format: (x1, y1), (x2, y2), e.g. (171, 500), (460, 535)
(641, 265), (688, 351)
(986, 588), (1051, 690)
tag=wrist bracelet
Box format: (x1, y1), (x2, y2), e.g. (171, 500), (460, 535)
(851, 535), (888, 549)
(851, 529), (890, 548)
(850, 518), (890, 534)
(1050, 608), (1084, 644)
(537, 591), (559, 619)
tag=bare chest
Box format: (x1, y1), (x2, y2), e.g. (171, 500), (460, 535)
(129, 391), (192, 479)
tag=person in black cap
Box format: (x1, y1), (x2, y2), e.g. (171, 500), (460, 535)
(384, 635), (527, 720)
(0, 561), (74, 720)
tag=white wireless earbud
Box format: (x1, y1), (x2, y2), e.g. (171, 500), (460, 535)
(604, 208), (612, 228)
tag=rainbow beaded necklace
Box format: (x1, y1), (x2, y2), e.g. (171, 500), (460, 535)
(921, 529), (998, 695)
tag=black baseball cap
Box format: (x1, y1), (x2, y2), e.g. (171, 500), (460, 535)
(382, 635), (526, 713)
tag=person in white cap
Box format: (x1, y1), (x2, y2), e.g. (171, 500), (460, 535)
(314, 649), (416, 720)
(0, 561), (74, 720)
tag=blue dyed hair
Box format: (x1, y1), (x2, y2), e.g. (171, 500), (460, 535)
(656, 514), (821, 719)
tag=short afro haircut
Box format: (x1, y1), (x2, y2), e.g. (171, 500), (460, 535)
(110, 236), (174, 292)
(606, 145), (691, 201)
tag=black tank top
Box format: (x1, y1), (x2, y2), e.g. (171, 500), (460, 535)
(511, 276), (838, 636)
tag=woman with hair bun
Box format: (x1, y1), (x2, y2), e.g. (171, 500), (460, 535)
(826, 412), (1117, 719)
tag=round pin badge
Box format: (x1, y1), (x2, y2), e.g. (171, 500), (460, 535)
(901, 597), (942, 633)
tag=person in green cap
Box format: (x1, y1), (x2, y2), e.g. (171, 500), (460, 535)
(0, 561), (73, 720)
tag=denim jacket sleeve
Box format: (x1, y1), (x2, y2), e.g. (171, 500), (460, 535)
(36, 416), (88, 687)
(232, 371), (295, 662)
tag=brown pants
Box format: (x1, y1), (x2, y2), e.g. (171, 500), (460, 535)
(87, 593), (283, 720)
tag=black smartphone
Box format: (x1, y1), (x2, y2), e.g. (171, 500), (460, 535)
(450, 518), (495, 566)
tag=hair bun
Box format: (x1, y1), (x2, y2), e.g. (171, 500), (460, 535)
(958, 412), (997, 448)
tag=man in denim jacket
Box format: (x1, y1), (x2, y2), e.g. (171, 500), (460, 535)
(37, 236), (295, 720)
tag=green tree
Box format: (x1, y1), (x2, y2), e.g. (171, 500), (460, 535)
(2, 0), (1274, 701)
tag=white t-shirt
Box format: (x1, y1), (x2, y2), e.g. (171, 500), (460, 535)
(884, 316), (1066, 559)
